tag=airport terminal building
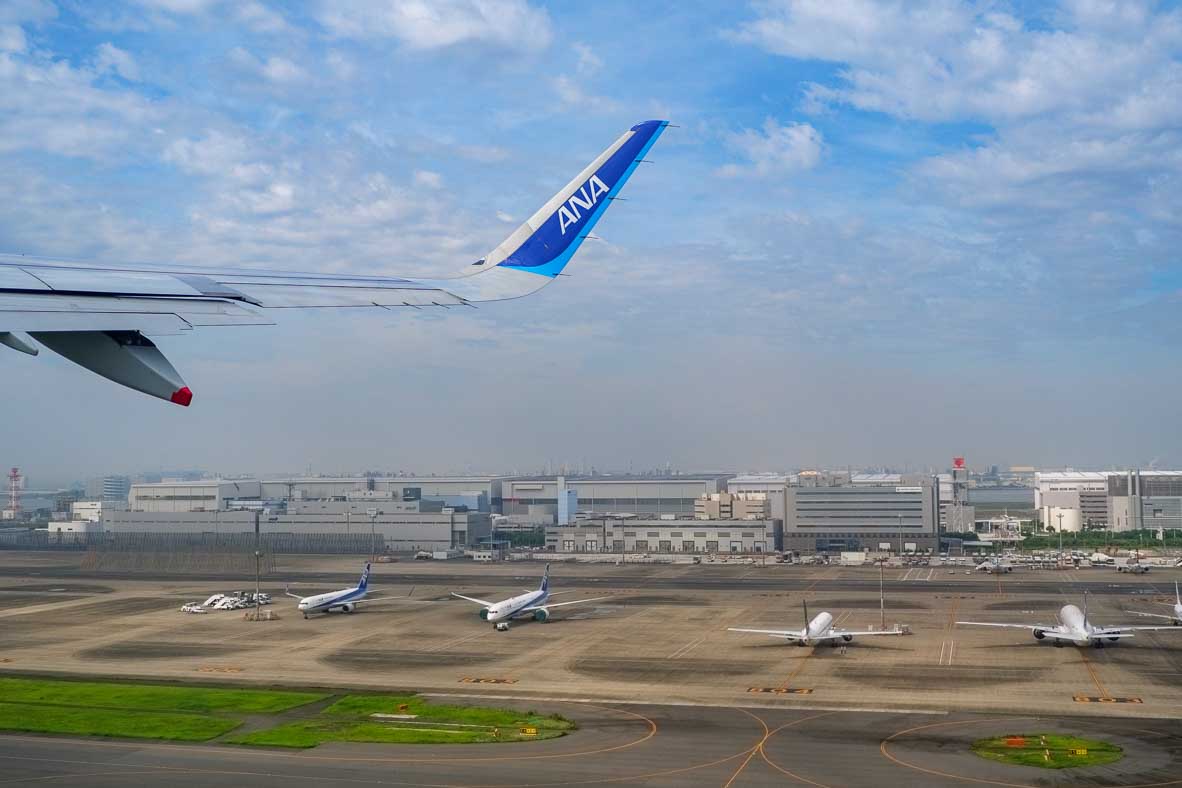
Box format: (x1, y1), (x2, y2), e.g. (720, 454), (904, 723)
(546, 519), (782, 554)
(784, 481), (939, 554)
(501, 475), (732, 521)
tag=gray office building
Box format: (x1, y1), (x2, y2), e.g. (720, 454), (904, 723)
(784, 481), (939, 554)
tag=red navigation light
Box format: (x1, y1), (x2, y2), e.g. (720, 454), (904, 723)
(953, 457), (965, 469)
(170, 386), (193, 407)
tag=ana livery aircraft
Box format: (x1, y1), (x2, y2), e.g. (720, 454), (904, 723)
(451, 563), (609, 630)
(0, 120), (669, 405)
(285, 562), (407, 618)
(1130, 581), (1182, 626)
(728, 602), (906, 647)
(956, 592), (1182, 647)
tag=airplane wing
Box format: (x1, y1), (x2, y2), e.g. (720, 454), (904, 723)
(0, 120), (670, 405)
(522, 595), (611, 611)
(727, 627), (801, 640)
(451, 593), (495, 606)
(830, 628), (906, 638)
(1100, 625), (1182, 633)
(1129, 611), (1180, 622)
(955, 622), (1057, 631)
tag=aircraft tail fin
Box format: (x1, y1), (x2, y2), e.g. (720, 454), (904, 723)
(1083, 589), (1089, 624)
(803, 600), (809, 632)
(1176, 580), (1180, 605)
(359, 562), (371, 592)
(540, 563), (550, 593)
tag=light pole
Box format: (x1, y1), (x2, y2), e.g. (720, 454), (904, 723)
(253, 508), (262, 622)
(366, 507), (378, 562)
(1057, 511), (1064, 561)
(879, 558), (885, 630)
(897, 514), (903, 557)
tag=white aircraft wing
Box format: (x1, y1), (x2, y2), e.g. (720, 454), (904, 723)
(727, 627), (802, 639)
(1129, 611), (1181, 622)
(0, 121), (670, 405)
(1101, 624), (1182, 633)
(955, 621), (1057, 631)
(829, 628), (906, 638)
(451, 593), (495, 607)
(522, 595), (612, 611)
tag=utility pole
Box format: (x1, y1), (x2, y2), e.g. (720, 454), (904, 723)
(1057, 511), (1064, 561)
(897, 514), (903, 557)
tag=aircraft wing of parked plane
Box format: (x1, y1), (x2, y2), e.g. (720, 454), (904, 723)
(729, 602), (906, 646)
(957, 593), (1182, 647)
(0, 120), (670, 405)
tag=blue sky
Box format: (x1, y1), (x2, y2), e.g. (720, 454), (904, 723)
(3, 0), (1182, 484)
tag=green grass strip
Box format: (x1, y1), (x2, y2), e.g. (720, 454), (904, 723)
(0, 677), (326, 714)
(971, 734), (1124, 770)
(0, 701), (239, 742)
(228, 719), (566, 748)
(325, 695), (572, 730)
(232, 694), (574, 748)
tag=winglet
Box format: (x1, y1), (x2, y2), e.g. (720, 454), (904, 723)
(485, 120), (669, 278)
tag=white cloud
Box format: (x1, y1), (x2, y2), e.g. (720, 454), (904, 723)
(0, 25), (27, 53)
(95, 42), (140, 81)
(317, 0), (552, 51)
(413, 169), (442, 189)
(0, 0), (55, 25)
(0, 45), (163, 160)
(734, 0), (1182, 124)
(325, 50), (356, 81)
(552, 74), (617, 112)
(718, 118), (823, 177)
(227, 46), (307, 84)
(235, 2), (289, 33)
(572, 41), (602, 76)
(130, 0), (222, 13)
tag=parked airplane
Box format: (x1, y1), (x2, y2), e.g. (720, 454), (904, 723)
(956, 592), (1182, 647)
(0, 121), (669, 405)
(451, 563), (609, 630)
(728, 602), (907, 647)
(976, 556), (1017, 574)
(286, 563), (407, 618)
(1130, 582), (1182, 626)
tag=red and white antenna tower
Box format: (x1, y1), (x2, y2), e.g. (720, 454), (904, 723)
(7, 467), (20, 518)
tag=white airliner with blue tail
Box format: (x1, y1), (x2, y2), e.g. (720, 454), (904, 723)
(0, 121), (670, 405)
(451, 563), (609, 630)
(728, 601), (906, 647)
(286, 563), (408, 618)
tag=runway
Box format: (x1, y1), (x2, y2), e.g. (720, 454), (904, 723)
(0, 702), (1179, 786)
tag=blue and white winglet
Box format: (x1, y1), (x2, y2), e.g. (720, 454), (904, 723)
(0, 120), (669, 405)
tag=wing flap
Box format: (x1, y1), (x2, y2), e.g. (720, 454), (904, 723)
(0, 293), (272, 333)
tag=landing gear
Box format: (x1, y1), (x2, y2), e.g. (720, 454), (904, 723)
(1093, 640), (1105, 649)
(303, 613), (308, 619)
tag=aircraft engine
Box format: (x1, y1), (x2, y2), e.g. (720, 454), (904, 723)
(1033, 629), (1046, 640)
(533, 608), (550, 622)
(842, 634), (853, 642)
(479, 608), (490, 620)
(1107, 636), (1119, 642)
(340, 603), (354, 613)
